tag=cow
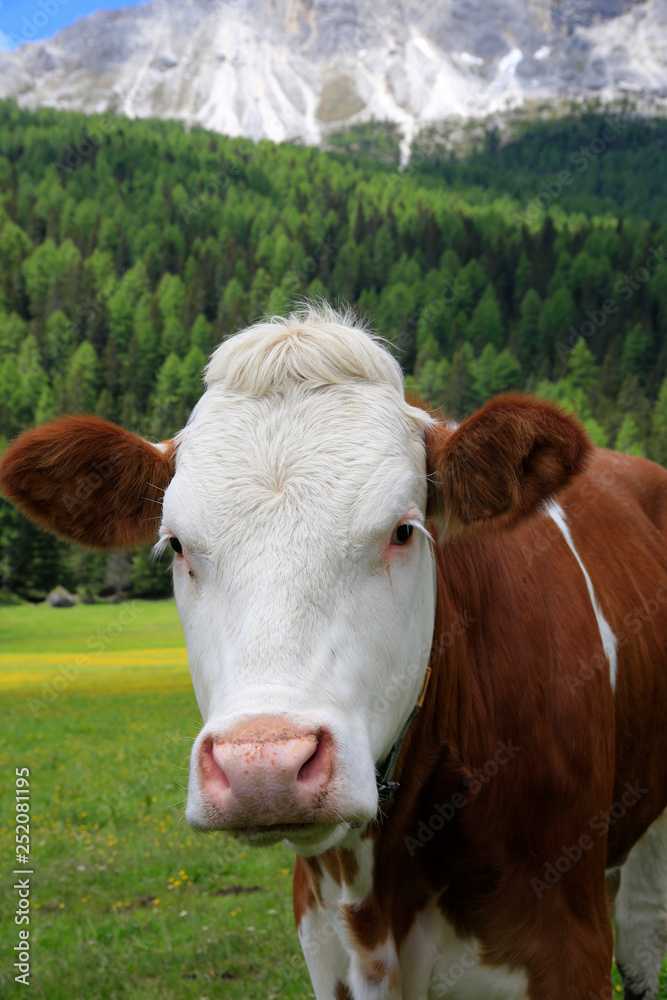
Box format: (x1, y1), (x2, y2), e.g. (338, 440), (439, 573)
(2, 305), (667, 1000)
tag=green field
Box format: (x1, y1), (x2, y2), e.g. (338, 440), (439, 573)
(0, 600), (312, 999)
(0, 600), (664, 998)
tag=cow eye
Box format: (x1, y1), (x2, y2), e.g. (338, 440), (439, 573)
(169, 537), (183, 555)
(391, 523), (414, 545)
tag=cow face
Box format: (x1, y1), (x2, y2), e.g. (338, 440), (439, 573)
(158, 327), (437, 854)
(0, 308), (589, 857)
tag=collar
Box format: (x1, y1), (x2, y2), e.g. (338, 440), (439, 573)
(375, 664), (432, 807)
(375, 529), (438, 809)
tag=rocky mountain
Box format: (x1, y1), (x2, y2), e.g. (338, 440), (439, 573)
(1, 0), (666, 159)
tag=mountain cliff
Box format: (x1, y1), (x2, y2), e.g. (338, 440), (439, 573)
(1, 0), (666, 155)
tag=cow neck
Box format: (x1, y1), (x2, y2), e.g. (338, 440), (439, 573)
(375, 535), (438, 809)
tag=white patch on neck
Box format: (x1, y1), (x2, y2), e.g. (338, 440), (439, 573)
(341, 837), (376, 908)
(544, 500), (618, 690)
(348, 936), (401, 1000)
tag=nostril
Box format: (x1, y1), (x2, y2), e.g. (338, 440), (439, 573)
(296, 730), (332, 786)
(208, 742), (231, 791)
(296, 740), (320, 783)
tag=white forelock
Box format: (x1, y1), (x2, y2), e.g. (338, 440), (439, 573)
(204, 304), (428, 424)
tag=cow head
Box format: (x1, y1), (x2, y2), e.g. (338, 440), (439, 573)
(0, 308), (589, 855)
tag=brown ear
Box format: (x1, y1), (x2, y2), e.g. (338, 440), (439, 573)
(425, 394), (591, 538)
(0, 415), (175, 549)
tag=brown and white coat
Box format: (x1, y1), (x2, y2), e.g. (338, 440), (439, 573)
(2, 307), (667, 1000)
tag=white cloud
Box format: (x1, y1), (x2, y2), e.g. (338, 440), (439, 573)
(0, 30), (12, 52)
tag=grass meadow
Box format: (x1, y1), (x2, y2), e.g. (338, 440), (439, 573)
(0, 600), (312, 999)
(0, 600), (665, 998)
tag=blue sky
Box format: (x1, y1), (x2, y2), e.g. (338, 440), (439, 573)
(0, 0), (146, 50)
